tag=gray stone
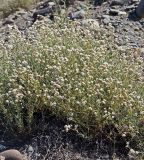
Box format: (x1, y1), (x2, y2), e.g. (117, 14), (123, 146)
(15, 9), (27, 16)
(110, 5), (120, 9)
(118, 11), (127, 15)
(109, 9), (120, 16)
(48, 2), (55, 7)
(74, 1), (87, 10)
(69, 10), (85, 19)
(81, 19), (100, 30)
(125, 5), (136, 11)
(134, 26), (140, 31)
(103, 18), (110, 25)
(123, 27), (128, 31)
(0, 144), (6, 151)
(36, 15), (45, 20)
(2, 17), (14, 25)
(14, 17), (28, 30)
(102, 15), (111, 24)
(27, 145), (34, 156)
(102, 15), (110, 19)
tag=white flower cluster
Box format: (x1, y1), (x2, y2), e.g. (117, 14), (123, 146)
(0, 20), (143, 137)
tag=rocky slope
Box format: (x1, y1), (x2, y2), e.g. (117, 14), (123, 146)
(0, 0), (144, 51)
(0, 0), (143, 159)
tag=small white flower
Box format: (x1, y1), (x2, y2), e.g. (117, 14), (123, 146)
(5, 100), (10, 104)
(111, 116), (115, 119)
(27, 91), (31, 94)
(12, 89), (17, 94)
(22, 60), (28, 65)
(64, 124), (71, 132)
(122, 133), (126, 137)
(140, 111), (144, 115)
(50, 102), (56, 107)
(126, 141), (130, 148)
(19, 85), (23, 89)
(129, 149), (139, 156)
(88, 107), (93, 111)
(47, 95), (51, 99)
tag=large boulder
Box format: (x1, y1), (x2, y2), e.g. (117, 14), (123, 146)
(0, 149), (23, 160)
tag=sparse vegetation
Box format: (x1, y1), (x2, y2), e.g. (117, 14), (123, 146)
(0, 0), (41, 18)
(0, 19), (143, 157)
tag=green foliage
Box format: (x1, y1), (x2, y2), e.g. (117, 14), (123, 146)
(0, 20), (143, 150)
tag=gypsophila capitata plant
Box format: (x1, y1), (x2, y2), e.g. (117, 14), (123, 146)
(0, 19), (143, 149)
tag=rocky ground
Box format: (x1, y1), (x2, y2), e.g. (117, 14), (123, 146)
(0, 0), (143, 159)
(0, 114), (132, 160)
(0, 0), (144, 50)
(0, 113), (136, 159)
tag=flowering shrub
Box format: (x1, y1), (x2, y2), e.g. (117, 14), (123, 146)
(0, 19), (143, 148)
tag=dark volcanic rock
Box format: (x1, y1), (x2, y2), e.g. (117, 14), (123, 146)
(136, 0), (144, 18)
(33, 8), (52, 22)
(109, 9), (120, 15)
(110, 0), (130, 6)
